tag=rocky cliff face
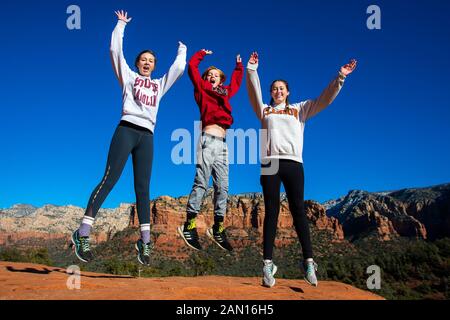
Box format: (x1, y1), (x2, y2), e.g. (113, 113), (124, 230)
(126, 190), (344, 255)
(2, 183), (449, 249)
(0, 204), (132, 246)
(324, 184), (450, 241)
(0, 189), (344, 250)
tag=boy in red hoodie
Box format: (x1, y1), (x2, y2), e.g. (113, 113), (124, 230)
(177, 49), (243, 252)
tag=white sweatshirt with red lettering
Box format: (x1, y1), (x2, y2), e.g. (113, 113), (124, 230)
(246, 62), (346, 163)
(110, 20), (187, 132)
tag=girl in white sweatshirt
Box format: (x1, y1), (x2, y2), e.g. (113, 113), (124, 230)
(71, 10), (187, 266)
(246, 52), (356, 287)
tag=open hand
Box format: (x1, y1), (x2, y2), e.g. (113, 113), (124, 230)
(340, 59), (357, 76)
(115, 10), (132, 23)
(236, 54), (242, 63)
(248, 52), (259, 64)
(202, 49), (213, 55)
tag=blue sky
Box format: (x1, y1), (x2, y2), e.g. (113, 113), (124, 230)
(1, 0), (450, 209)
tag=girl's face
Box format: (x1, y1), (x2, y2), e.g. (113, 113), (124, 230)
(271, 81), (290, 105)
(206, 69), (222, 88)
(137, 52), (155, 77)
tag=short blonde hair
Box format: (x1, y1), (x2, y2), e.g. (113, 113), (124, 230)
(202, 66), (226, 83)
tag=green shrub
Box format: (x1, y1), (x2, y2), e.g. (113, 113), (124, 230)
(28, 248), (52, 265)
(0, 248), (27, 262)
(0, 247), (52, 265)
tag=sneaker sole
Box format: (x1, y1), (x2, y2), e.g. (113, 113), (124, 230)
(177, 226), (201, 251)
(206, 228), (229, 251)
(304, 277), (318, 287)
(71, 233), (89, 263)
(262, 279), (276, 288)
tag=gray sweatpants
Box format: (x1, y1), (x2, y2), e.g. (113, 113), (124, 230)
(186, 132), (229, 218)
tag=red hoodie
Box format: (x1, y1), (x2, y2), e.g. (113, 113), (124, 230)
(188, 50), (244, 129)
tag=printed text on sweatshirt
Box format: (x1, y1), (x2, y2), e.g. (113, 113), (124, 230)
(188, 50), (244, 129)
(246, 62), (346, 163)
(110, 20), (187, 132)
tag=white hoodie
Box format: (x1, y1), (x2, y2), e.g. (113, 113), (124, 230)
(246, 62), (346, 163)
(110, 20), (187, 132)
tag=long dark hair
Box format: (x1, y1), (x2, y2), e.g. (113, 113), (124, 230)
(134, 50), (157, 70)
(269, 79), (290, 107)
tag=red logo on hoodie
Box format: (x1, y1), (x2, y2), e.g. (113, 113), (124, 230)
(133, 78), (158, 107)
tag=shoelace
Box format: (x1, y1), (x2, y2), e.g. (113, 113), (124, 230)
(143, 243), (151, 256)
(263, 263), (275, 276)
(263, 264), (273, 273)
(80, 237), (91, 252)
(306, 262), (317, 275)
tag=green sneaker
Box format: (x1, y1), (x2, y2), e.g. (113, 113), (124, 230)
(71, 229), (94, 263)
(135, 239), (152, 266)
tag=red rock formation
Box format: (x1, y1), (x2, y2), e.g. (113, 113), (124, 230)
(304, 200), (345, 241)
(120, 195), (346, 257)
(2, 194), (345, 253)
(128, 204), (139, 228)
(0, 232), (67, 246)
(144, 195), (344, 256)
(330, 194), (429, 241)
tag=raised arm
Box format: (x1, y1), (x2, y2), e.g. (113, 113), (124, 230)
(301, 59), (357, 121)
(246, 52), (265, 120)
(159, 41), (187, 97)
(110, 10), (134, 87)
(228, 54), (244, 98)
(188, 49), (211, 90)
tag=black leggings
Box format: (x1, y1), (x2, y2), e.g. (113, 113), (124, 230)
(260, 159), (313, 260)
(84, 121), (154, 225)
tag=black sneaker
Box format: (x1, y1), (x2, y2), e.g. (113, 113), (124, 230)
(206, 225), (233, 252)
(177, 221), (202, 251)
(135, 239), (152, 266)
(71, 229), (94, 263)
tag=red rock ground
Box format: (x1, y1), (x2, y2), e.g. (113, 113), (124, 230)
(0, 261), (384, 300)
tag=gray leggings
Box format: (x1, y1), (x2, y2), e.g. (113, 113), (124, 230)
(84, 121), (153, 225)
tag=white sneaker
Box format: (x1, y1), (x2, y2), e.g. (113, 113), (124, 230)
(262, 260), (278, 288)
(304, 259), (318, 287)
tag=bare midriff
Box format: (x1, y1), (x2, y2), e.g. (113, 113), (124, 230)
(203, 124), (226, 138)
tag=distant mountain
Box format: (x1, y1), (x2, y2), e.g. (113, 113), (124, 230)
(2, 204), (38, 217)
(1, 183), (449, 249)
(324, 183), (450, 241)
(0, 189), (343, 253)
(0, 204), (132, 245)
